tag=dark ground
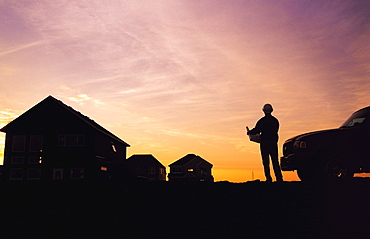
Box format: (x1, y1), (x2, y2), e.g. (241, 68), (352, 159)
(1, 179), (370, 239)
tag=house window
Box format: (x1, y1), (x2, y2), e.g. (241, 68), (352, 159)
(148, 167), (155, 174)
(53, 168), (64, 180)
(101, 166), (108, 171)
(159, 168), (165, 175)
(70, 168), (84, 179)
(10, 168), (23, 180)
(27, 168), (41, 180)
(111, 143), (117, 153)
(29, 135), (43, 152)
(11, 156), (24, 164)
(29, 156), (43, 164)
(173, 167), (182, 173)
(12, 135), (26, 152)
(187, 168), (194, 172)
(58, 134), (85, 146)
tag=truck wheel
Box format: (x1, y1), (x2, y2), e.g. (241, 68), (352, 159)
(297, 169), (309, 182)
(324, 158), (354, 180)
(297, 167), (317, 182)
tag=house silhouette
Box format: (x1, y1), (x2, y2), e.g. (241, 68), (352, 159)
(126, 154), (166, 181)
(0, 95), (134, 183)
(168, 154), (214, 182)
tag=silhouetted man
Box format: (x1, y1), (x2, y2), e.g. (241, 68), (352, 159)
(247, 104), (283, 182)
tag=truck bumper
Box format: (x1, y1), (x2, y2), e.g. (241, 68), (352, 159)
(280, 152), (315, 171)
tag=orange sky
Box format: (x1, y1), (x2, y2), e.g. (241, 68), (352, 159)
(0, 1), (369, 182)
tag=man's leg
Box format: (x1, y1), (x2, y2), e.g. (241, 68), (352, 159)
(270, 142), (283, 182)
(260, 143), (272, 182)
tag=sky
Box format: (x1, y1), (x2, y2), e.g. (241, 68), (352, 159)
(0, 0), (369, 182)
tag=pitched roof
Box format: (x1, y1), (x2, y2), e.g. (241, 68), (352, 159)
(169, 154), (212, 167)
(126, 154), (165, 168)
(1, 95), (129, 146)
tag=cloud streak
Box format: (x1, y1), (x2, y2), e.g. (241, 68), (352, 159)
(0, 40), (48, 57)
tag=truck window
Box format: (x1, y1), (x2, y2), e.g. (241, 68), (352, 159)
(341, 109), (369, 128)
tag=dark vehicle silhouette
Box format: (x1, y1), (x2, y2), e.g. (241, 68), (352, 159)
(280, 106), (370, 181)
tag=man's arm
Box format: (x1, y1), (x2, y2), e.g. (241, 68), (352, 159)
(247, 118), (263, 135)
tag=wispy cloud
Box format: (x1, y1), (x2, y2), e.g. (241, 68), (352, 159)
(0, 110), (19, 126)
(69, 94), (92, 103)
(0, 40), (48, 57)
(67, 94), (105, 106)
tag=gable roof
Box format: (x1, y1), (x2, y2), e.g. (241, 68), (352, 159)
(169, 154), (212, 167)
(1, 95), (129, 146)
(126, 154), (165, 168)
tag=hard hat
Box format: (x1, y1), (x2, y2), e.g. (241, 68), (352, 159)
(262, 104), (273, 113)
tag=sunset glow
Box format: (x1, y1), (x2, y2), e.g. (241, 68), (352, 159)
(0, 1), (369, 182)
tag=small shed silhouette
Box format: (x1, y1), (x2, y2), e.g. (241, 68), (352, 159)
(126, 154), (166, 181)
(168, 154), (214, 182)
(0, 95), (133, 183)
